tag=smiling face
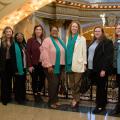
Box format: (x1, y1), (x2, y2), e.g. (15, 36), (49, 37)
(94, 27), (103, 39)
(50, 26), (59, 38)
(34, 26), (43, 38)
(16, 33), (24, 43)
(5, 28), (13, 39)
(71, 22), (79, 35)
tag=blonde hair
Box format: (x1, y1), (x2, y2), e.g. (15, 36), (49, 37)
(1, 26), (13, 47)
(67, 21), (81, 37)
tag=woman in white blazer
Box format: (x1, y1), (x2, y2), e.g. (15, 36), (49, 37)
(66, 21), (87, 107)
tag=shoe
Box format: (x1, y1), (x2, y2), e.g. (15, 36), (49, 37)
(2, 101), (7, 105)
(55, 102), (61, 106)
(92, 107), (105, 114)
(71, 100), (79, 108)
(50, 104), (58, 109)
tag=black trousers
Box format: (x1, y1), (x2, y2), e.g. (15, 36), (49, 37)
(1, 59), (13, 103)
(31, 63), (45, 94)
(88, 70), (108, 108)
(14, 72), (26, 102)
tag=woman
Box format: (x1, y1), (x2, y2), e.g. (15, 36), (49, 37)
(111, 24), (120, 115)
(88, 26), (113, 113)
(26, 24), (46, 102)
(66, 21), (87, 107)
(10, 33), (26, 104)
(0, 26), (14, 105)
(40, 25), (66, 108)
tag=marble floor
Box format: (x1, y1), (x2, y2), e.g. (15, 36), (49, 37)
(0, 96), (120, 120)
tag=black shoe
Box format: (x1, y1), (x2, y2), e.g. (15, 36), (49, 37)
(2, 101), (7, 105)
(92, 107), (105, 114)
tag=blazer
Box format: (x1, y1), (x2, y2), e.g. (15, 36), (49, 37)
(66, 35), (87, 73)
(26, 37), (42, 67)
(0, 40), (13, 72)
(88, 38), (114, 74)
(40, 37), (65, 68)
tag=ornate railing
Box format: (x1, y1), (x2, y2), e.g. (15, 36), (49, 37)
(26, 74), (118, 103)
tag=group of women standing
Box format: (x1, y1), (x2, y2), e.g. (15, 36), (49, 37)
(0, 20), (120, 115)
(0, 27), (27, 105)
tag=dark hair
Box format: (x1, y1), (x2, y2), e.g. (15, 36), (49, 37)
(50, 25), (59, 32)
(14, 32), (26, 47)
(93, 26), (107, 41)
(115, 23), (120, 39)
(32, 24), (45, 40)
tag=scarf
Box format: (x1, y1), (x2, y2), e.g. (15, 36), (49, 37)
(50, 35), (67, 74)
(14, 41), (24, 75)
(66, 33), (78, 72)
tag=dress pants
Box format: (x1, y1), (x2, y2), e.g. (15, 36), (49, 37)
(14, 72), (26, 102)
(68, 72), (82, 102)
(44, 66), (65, 105)
(31, 63), (45, 95)
(1, 59), (13, 104)
(88, 70), (108, 108)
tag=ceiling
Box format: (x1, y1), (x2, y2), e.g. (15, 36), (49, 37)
(0, 0), (55, 36)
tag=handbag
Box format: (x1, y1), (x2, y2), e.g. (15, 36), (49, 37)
(79, 71), (91, 94)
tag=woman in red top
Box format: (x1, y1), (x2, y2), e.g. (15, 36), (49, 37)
(26, 24), (46, 102)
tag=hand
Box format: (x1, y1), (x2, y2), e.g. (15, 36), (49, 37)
(15, 72), (19, 75)
(100, 70), (106, 77)
(48, 66), (53, 74)
(28, 66), (34, 73)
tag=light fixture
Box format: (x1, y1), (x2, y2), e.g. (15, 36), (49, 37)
(70, 2), (74, 5)
(100, 6), (103, 8)
(78, 3), (81, 6)
(104, 6), (108, 9)
(87, 5), (91, 8)
(82, 5), (86, 8)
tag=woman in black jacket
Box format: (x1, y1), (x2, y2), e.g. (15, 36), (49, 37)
(0, 26), (14, 105)
(88, 26), (114, 113)
(10, 32), (26, 104)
